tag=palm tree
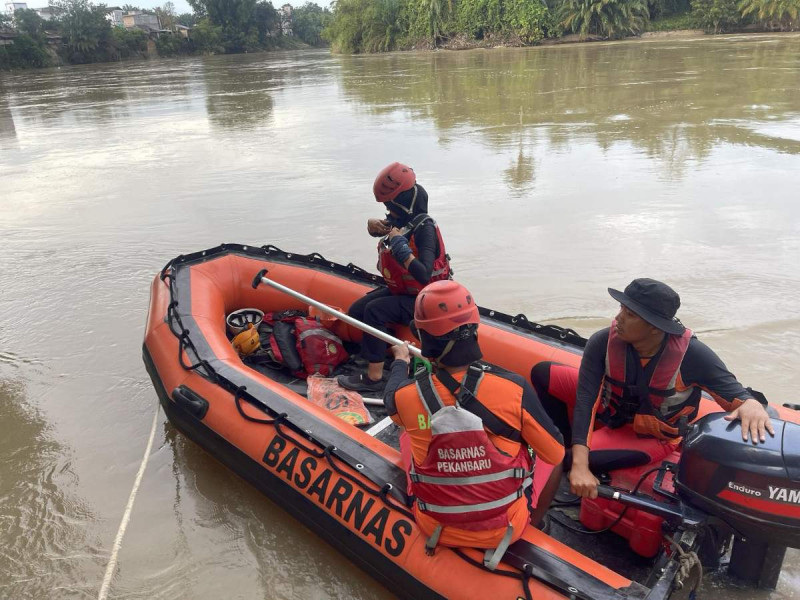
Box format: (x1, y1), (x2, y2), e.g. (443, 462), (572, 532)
(738, 0), (799, 30)
(558, 0), (650, 37)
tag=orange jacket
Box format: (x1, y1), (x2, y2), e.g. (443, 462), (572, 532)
(389, 366), (564, 548)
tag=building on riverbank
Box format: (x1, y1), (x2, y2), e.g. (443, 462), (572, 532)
(0, 29), (61, 44)
(106, 7), (124, 27)
(4, 2), (26, 14)
(279, 4), (293, 36)
(122, 12), (161, 31)
(33, 5), (60, 20)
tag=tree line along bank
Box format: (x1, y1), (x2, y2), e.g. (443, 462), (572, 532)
(0, 0), (332, 70)
(322, 0), (799, 53)
(1, 0), (797, 70)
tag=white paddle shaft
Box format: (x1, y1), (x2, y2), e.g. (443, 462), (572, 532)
(257, 274), (423, 359)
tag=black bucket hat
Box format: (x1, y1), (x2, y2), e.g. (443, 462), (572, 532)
(608, 278), (685, 335)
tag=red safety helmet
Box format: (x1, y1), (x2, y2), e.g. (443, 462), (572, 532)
(373, 162), (416, 203)
(414, 280), (480, 338)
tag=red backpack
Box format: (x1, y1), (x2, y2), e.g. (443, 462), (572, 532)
(265, 315), (348, 378)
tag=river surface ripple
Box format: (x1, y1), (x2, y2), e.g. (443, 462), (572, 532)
(1, 34), (799, 599)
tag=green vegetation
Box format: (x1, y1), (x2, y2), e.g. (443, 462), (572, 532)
(324, 0), (555, 52)
(1, 0), (328, 70)
(111, 25), (148, 58)
(1, 0), (796, 70)
(293, 2), (334, 46)
(691, 0), (742, 31)
(13, 8), (47, 39)
(59, 0), (113, 62)
(325, 0), (797, 52)
(0, 33), (50, 68)
(558, 0), (650, 37)
(645, 11), (697, 29)
(738, 0), (799, 29)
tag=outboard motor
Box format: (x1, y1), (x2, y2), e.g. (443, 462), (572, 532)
(675, 413), (800, 588)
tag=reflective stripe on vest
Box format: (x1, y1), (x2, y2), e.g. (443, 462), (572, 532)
(601, 322), (693, 438)
(411, 467), (529, 485)
(298, 327), (340, 344)
(417, 477), (533, 514)
(409, 367), (532, 527)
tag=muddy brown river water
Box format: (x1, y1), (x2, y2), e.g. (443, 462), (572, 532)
(1, 33), (799, 599)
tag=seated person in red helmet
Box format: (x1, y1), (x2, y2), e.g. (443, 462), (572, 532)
(339, 162), (451, 394)
(384, 281), (564, 565)
(531, 278), (774, 500)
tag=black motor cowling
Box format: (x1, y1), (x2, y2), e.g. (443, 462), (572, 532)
(675, 412), (800, 588)
(676, 412), (800, 547)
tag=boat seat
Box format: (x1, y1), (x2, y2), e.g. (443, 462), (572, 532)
(588, 449), (651, 474)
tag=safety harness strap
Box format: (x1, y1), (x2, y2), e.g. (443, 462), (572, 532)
(483, 525), (515, 570)
(425, 524), (442, 556)
(415, 368), (444, 416)
(435, 367), (523, 443)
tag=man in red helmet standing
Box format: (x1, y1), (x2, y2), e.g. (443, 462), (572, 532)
(339, 162), (451, 394)
(384, 280), (565, 566)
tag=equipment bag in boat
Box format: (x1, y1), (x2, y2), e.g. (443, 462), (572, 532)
(266, 316), (349, 378)
(306, 375), (372, 426)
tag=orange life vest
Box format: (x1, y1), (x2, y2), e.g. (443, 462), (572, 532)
(377, 215), (450, 296)
(600, 322), (694, 439)
(393, 366), (534, 562)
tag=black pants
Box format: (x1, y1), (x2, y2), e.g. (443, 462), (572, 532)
(348, 288), (416, 362)
(530, 361), (574, 447)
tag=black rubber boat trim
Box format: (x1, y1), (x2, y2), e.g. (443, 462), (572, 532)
(151, 247), (662, 600)
(172, 265), (410, 505)
(161, 243), (587, 350)
(144, 345), (443, 600)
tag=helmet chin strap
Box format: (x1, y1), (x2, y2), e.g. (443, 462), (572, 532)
(388, 185), (418, 217)
(433, 339), (456, 366)
(406, 185), (418, 214)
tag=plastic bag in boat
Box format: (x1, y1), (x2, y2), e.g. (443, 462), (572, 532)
(307, 375), (372, 426)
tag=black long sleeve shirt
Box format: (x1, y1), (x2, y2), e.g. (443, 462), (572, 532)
(573, 328), (755, 447)
(406, 220), (437, 285)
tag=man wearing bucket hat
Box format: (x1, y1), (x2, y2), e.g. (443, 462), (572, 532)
(531, 278), (773, 500)
(383, 281), (565, 559)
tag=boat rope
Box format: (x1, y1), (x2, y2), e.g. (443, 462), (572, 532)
(453, 549), (536, 600)
(665, 534), (703, 595)
(160, 254), (587, 598)
(98, 402), (160, 600)
(234, 386), (415, 519)
(160, 244), (587, 348)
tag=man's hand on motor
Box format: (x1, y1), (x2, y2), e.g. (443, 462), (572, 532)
(569, 465), (600, 499)
(725, 397), (775, 443)
(367, 218), (391, 237)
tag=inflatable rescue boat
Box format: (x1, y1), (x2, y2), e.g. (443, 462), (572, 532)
(143, 244), (800, 600)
